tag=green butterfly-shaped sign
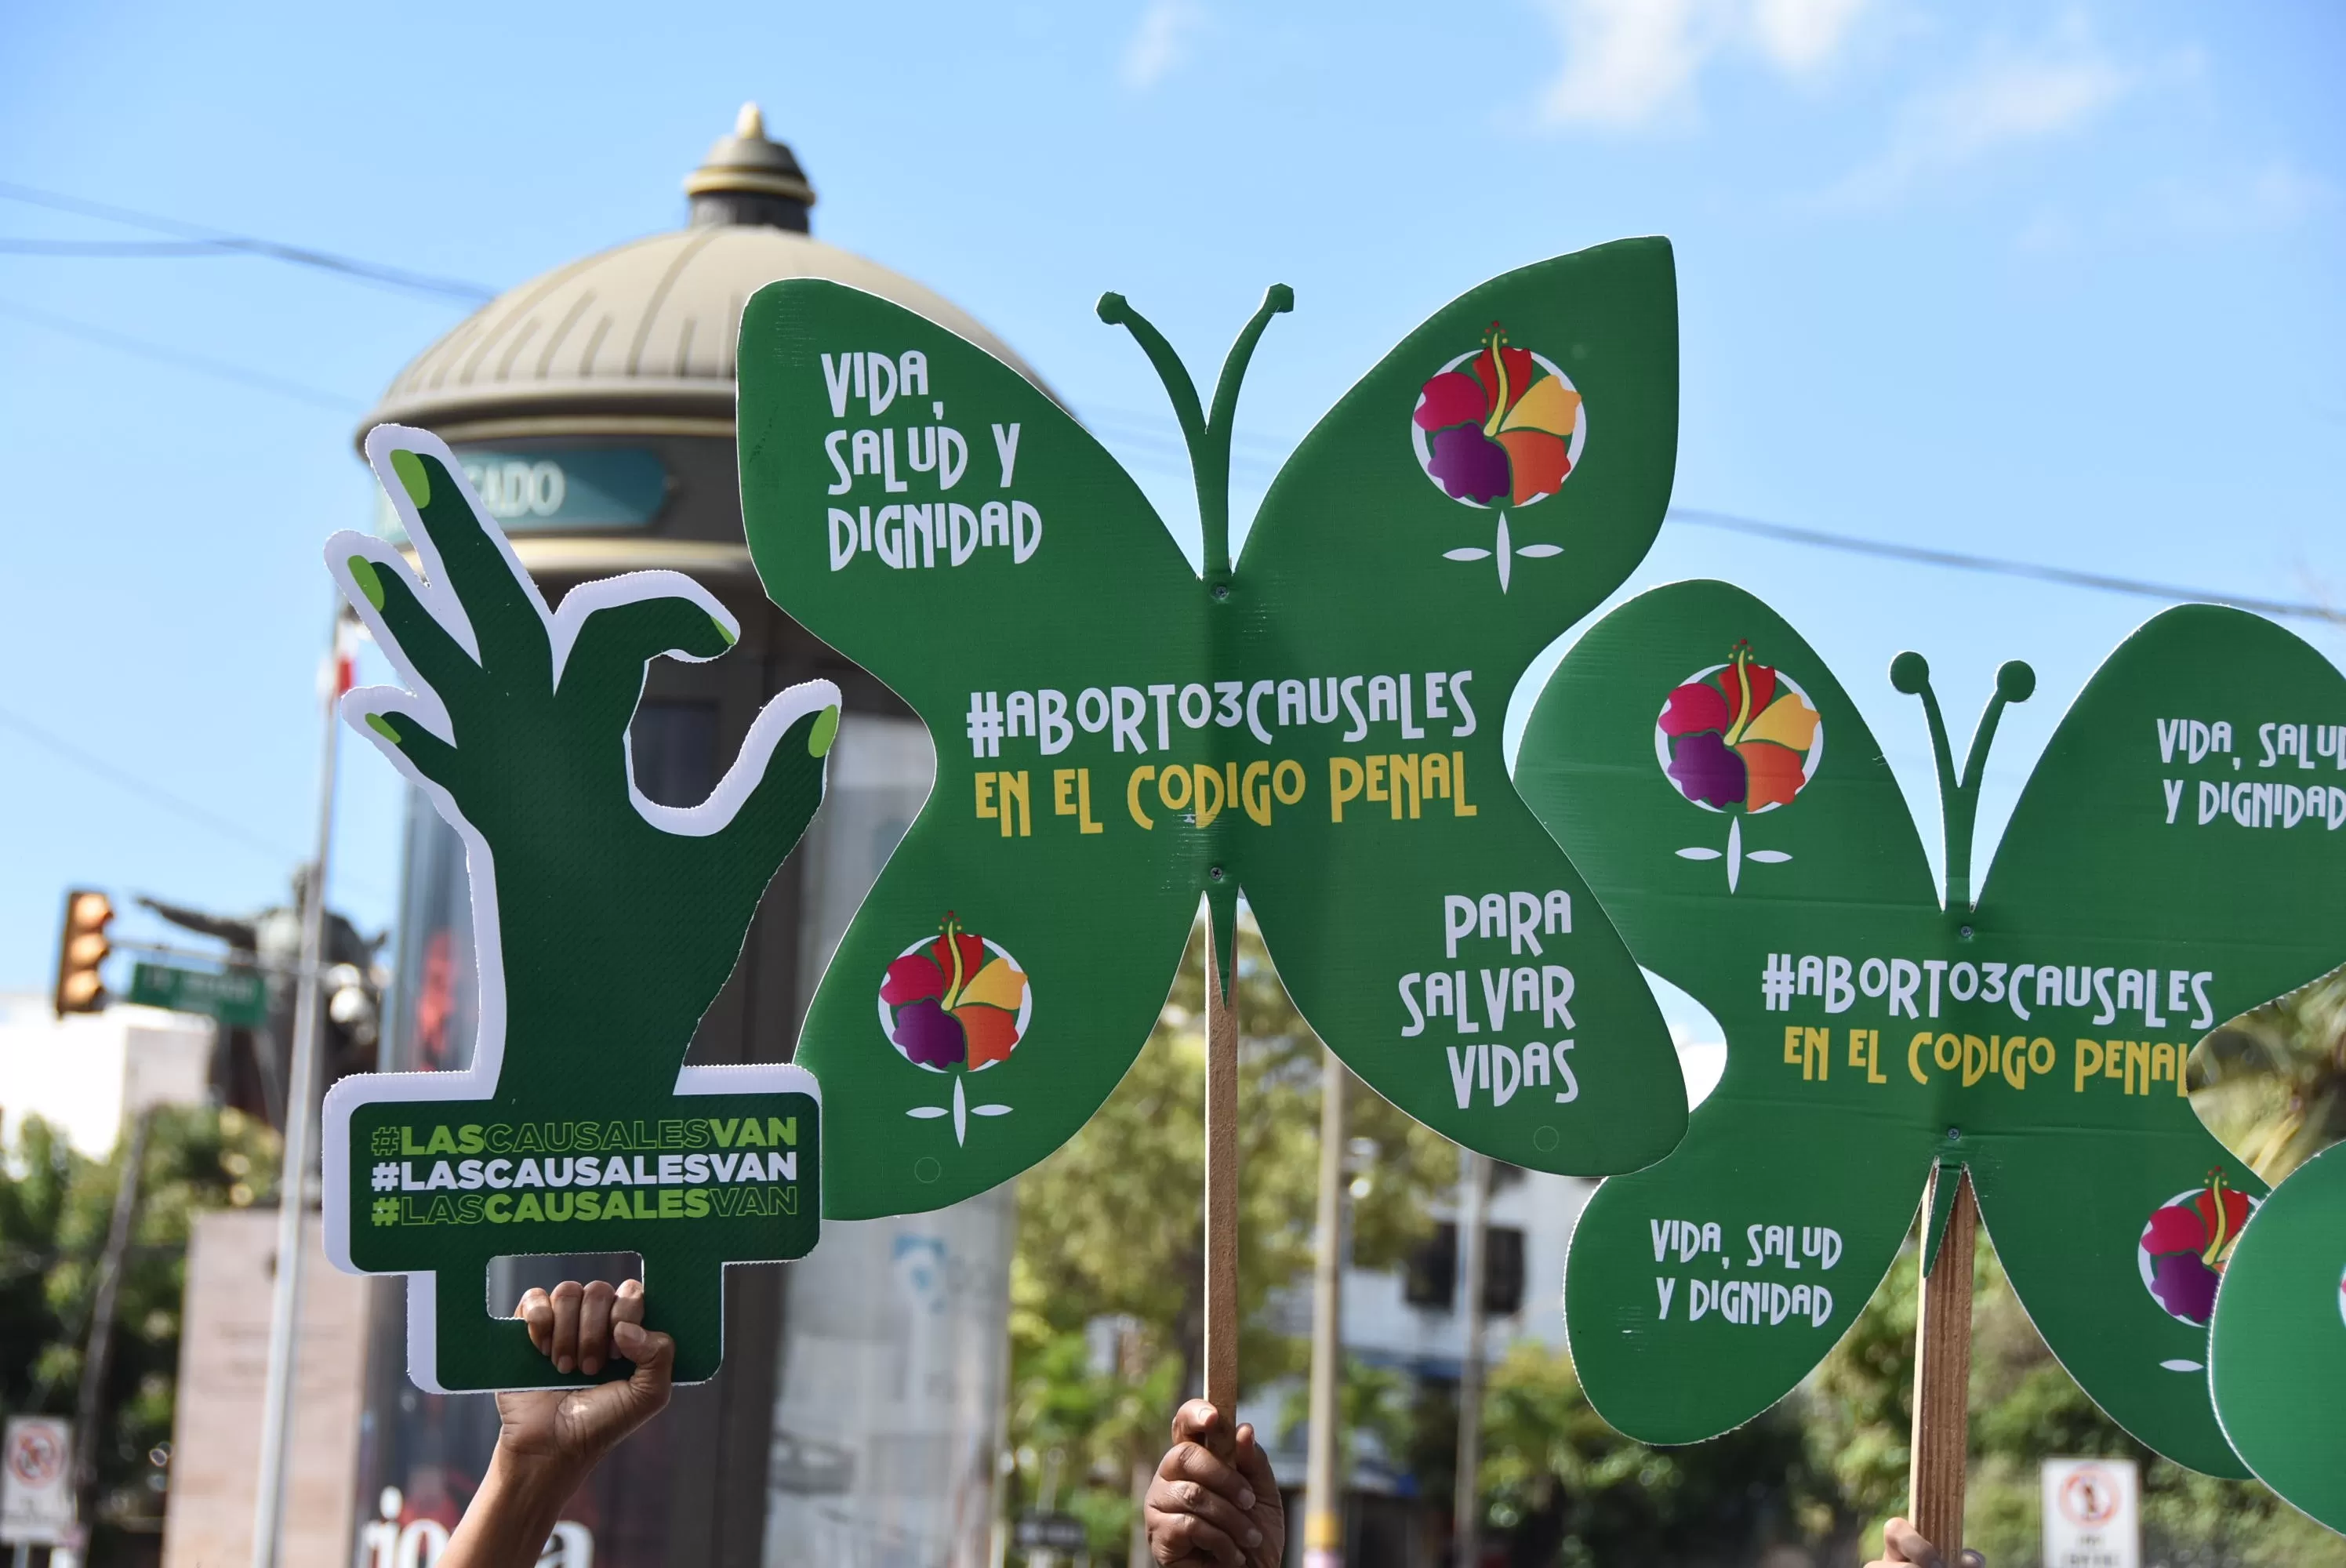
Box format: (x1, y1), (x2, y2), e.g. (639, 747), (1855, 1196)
(738, 242), (1689, 1218)
(2211, 1140), (2346, 1531)
(321, 430), (835, 1391)
(1516, 579), (2346, 1474)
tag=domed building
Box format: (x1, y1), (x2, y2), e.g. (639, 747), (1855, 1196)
(350, 109), (1018, 1568)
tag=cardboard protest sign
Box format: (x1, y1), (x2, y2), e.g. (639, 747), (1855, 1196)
(320, 428), (834, 1392)
(1516, 579), (2346, 1475)
(736, 242), (1690, 1219)
(2211, 1139), (2346, 1533)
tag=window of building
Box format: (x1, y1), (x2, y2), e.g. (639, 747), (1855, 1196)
(1402, 1221), (1527, 1315)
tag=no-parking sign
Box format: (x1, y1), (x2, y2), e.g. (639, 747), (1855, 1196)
(2041, 1456), (2138, 1568)
(2, 1416), (74, 1544)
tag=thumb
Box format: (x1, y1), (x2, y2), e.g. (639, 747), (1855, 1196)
(558, 587), (735, 724)
(613, 1320), (675, 1408)
(709, 686), (838, 865)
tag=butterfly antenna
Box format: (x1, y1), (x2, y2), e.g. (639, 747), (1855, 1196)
(1096, 285), (1295, 586)
(1890, 652), (2036, 909)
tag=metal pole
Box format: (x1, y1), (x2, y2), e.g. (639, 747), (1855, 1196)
(71, 1105), (153, 1544)
(249, 617), (344, 1568)
(1302, 1047), (1348, 1568)
(1451, 1151), (1492, 1568)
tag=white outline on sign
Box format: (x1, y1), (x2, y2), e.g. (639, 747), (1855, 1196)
(318, 425), (833, 1394)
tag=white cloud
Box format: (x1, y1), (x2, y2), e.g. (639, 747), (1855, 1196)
(1534, 0), (1872, 131)
(1830, 25), (2138, 201)
(1121, 0), (1206, 92)
(1537, 0), (1721, 129)
(1752, 0), (1871, 73)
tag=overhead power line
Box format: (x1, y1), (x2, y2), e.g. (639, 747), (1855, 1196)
(0, 180), (496, 303)
(1669, 507), (2344, 628)
(0, 705), (295, 865)
(0, 299), (366, 412)
(1093, 408), (2341, 628)
(2, 187), (2330, 631)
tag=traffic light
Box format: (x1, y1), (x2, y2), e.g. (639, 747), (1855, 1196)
(54, 888), (114, 1016)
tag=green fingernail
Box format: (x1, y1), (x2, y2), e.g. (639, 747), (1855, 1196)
(347, 556), (386, 610)
(389, 449), (430, 506)
(808, 704), (840, 758)
(365, 713), (403, 745)
(711, 615), (737, 648)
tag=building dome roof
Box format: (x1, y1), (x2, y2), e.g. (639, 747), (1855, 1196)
(357, 105), (1040, 447)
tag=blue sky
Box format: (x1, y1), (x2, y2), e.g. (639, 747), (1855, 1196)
(0, 0), (2338, 997)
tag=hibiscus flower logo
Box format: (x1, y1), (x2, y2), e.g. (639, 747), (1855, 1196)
(1654, 641), (1822, 892)
(2139, 1171), (2256, 1327)
(878, 912), (1032, 1145)
(1656, 641), (1824, 814)
(1410, 321), (1585, 591)
(1412, 321), (1585, 507)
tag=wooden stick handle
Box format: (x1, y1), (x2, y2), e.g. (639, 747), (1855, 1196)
(1203, 920), (1240, 1429)
(1908, 1164), (1977, 1557)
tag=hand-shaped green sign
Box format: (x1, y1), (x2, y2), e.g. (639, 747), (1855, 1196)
(321, 428), (836, 1392)
(737, 243), (1689, 1219)
(2211, 1140), (2346, 1531)
(1516, 579), (2346, 1475)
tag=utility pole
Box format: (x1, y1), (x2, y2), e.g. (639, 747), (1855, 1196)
(1451, 1151), (1492, 1568)
(70, 1106), (154, 1555)
(249, 612), (349, 1568)
(1302, 1047), (1349, 1568)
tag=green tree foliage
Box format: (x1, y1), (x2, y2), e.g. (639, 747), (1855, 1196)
(2194, 964), (2346, 1183)
(1006, 913), (1457, 1556)
(1476, 1340), (1828, 1566)
(0, 1107), (279, 1562)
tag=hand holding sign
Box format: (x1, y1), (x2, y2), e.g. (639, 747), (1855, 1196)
(321, 428), (836, 1391)
(1516, 579), (2346, 1475)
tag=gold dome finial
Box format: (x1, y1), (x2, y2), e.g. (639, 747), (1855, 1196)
(685, 103), (815, 226)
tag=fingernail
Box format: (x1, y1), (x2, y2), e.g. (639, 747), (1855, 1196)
(555, 1356), (573, 1374)
(1238, 1490), (1255, 1510)
(347, 556), (386, 609)
(1246, 1529), (1262, 1548)
(389, 449), (430, 506)
(365, 713), (402, 746)
(614, 1321), (645, 1351)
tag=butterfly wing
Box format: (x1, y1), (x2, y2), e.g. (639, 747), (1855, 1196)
(739, 281), (1204, 1218)
(1970, 604), (2346, 1475)
(2210, 1140), (2346, 1529)
(1233, 240), (1689, 1174)
(1517, 579), (1948, 1441)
